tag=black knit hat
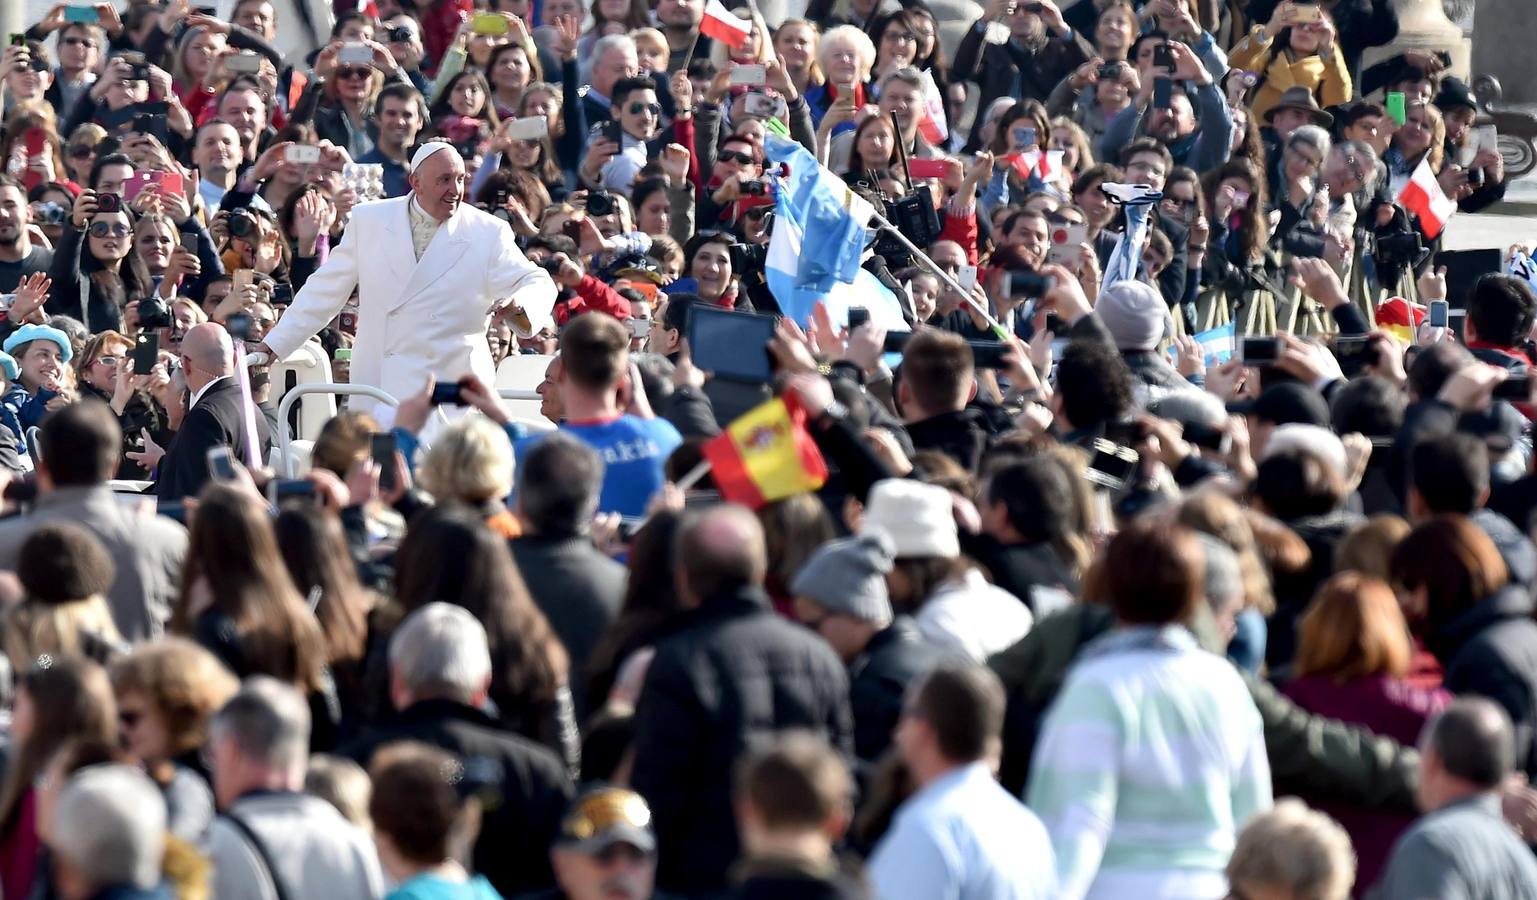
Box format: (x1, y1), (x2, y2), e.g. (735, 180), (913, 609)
(17, 523), (116, 604)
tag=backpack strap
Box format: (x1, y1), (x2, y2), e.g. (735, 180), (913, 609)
(220, 811), (295, 900)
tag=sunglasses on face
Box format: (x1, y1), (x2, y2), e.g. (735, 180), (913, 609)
(718, 150), (755, 165)
(627, 101), (662, 116)
(336, 66), (371, 80)
(68, 144), (95, 159)
(89, 222), (130, 237)
(62, 36), (97, 48)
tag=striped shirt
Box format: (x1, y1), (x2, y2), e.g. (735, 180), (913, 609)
(1026, 625), (1272, 900)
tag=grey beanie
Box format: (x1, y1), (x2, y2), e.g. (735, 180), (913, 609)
(789, 533), (896, 624)
(1095, 280), (1170, 351)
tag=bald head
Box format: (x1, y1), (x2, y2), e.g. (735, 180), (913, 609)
(1425, 696), (1515, 791)
(408, 144), (465, 222)
(675, 504), (768, 604)
(182, 323), (235, 384)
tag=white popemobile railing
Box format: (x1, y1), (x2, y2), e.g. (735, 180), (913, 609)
(275, 384), (541, 476)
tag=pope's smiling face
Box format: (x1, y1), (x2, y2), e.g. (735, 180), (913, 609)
(408, 148), (465, 221)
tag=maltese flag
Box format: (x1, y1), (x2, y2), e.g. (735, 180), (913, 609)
(700, 0), (752, 49)
(1396, 157), (1456, 240)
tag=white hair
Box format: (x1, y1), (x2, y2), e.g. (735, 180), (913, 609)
(592, 33), (638, 66)
(1264, 423), (1347, 481)
(51, 764), (167, 890)
(389, 602), (493, 703)
(818, 25), (875, 82)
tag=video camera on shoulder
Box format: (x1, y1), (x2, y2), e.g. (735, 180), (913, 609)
(873, 184), (940, 269)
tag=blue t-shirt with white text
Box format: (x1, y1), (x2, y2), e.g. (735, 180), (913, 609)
(516, 414), (683, 518)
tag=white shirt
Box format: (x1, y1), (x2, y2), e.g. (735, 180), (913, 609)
(914, 568), (1034, 663)
(870, 762), (1057, 900)
(188, 374), (231, 410)
(407, 195), (443, 260)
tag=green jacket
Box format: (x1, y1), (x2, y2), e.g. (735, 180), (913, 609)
(988, 603), (1419, 813)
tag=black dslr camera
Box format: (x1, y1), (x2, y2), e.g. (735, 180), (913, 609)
(137, 295), (174, 330)
(227, 207), (259, 240)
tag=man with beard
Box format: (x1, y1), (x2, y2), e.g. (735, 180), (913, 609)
(1099, 38), (1233, 175)
(252, 141), (555, 417)
(0, 178), (52, 295)
(655, 0), (705, 73)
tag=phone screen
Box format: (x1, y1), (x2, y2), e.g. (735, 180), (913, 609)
(206, 447), (238, 484)
(687, 306), (777, 382)
(430, 382), (465, 406)
(370, 433), (398, 492)
(1153, 77), (1174, 109)
(1240, 337), (1280, 365)
(1428, 300), (1449, 329)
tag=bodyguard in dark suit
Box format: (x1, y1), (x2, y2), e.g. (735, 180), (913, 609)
(155, 323), (270, 503)
(510, 433), (627, 718)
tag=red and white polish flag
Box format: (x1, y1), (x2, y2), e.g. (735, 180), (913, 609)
(1396, 157), (1456, 240)
(700, 0), (752, 49)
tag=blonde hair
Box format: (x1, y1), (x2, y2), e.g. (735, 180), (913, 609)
(417, 415), (515, 504)
(709, 6), (774, 69)
(305, 754), (373, 830)
(109, 638), (240, 757)
(1294, 571), (1412, 682)
(3, 598), (122, 675)
(629, 26), (667, 59)
(818, 25), (875, 85)
(1177, 490), (1276, 616)
(1227, 798), (1356, 900)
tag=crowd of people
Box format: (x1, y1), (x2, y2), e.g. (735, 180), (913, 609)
(0, 0), (1535, 897)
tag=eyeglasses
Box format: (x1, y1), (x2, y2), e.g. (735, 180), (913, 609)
(335, 66), (371, 80)
(883, 30), (918, 44)
(627, 101), (662, 117)
(718, 150), (755, 165)
(62, 36), (97, 48)
(88, 222), (130, 237)
(1341, 154), (1369, 183)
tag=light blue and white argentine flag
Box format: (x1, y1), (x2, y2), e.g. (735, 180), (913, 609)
(1167, 322), (1235, 366)
(1099, 199), (1152, 298)
(762, 135), (906, 332)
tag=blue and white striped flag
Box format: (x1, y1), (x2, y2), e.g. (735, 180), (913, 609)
(1167, 322), (1235, 366)
(1098, 199), (1153, 298)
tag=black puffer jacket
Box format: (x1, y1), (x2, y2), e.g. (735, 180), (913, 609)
(629, 586), (853, 897)
(850, 617), (950, 764)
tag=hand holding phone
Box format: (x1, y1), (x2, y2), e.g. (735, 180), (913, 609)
(431, 382), (465, 405)
(370, 433), (399, 493)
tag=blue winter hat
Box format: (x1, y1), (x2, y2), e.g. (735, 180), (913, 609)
(2, 324), (73, 364)
(0, 352), (17, 382)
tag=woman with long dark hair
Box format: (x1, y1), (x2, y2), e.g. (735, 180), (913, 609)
(585, 511), (686, 713)
(171, 484), (337, 746)
(386, 505), (579, 775)
(274, 505), (378, 713)
(47, 188), (154, 334)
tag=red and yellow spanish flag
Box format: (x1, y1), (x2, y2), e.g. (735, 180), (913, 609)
(1375, 295), (1424, 344)
(701, 393), (828, 509)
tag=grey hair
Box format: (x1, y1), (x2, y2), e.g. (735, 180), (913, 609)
(881, 65), (924, 91)
(212, 675), (311, 772)
(50, 764), (167, 890)
(1226, 797), (1356, 900)
(388, 602), (493, 704)
(592, 33), (637, 66)
(1194, 533), (1243, 613)
(1287, 124), (1332, 158)
(1336, 138), (1380, 193)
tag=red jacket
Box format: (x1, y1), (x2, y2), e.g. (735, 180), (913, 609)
(939, 203), (979, 265)
(554, 274), (632, 325)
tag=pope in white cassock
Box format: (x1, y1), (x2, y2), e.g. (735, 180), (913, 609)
(254, 140), (556, 408)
